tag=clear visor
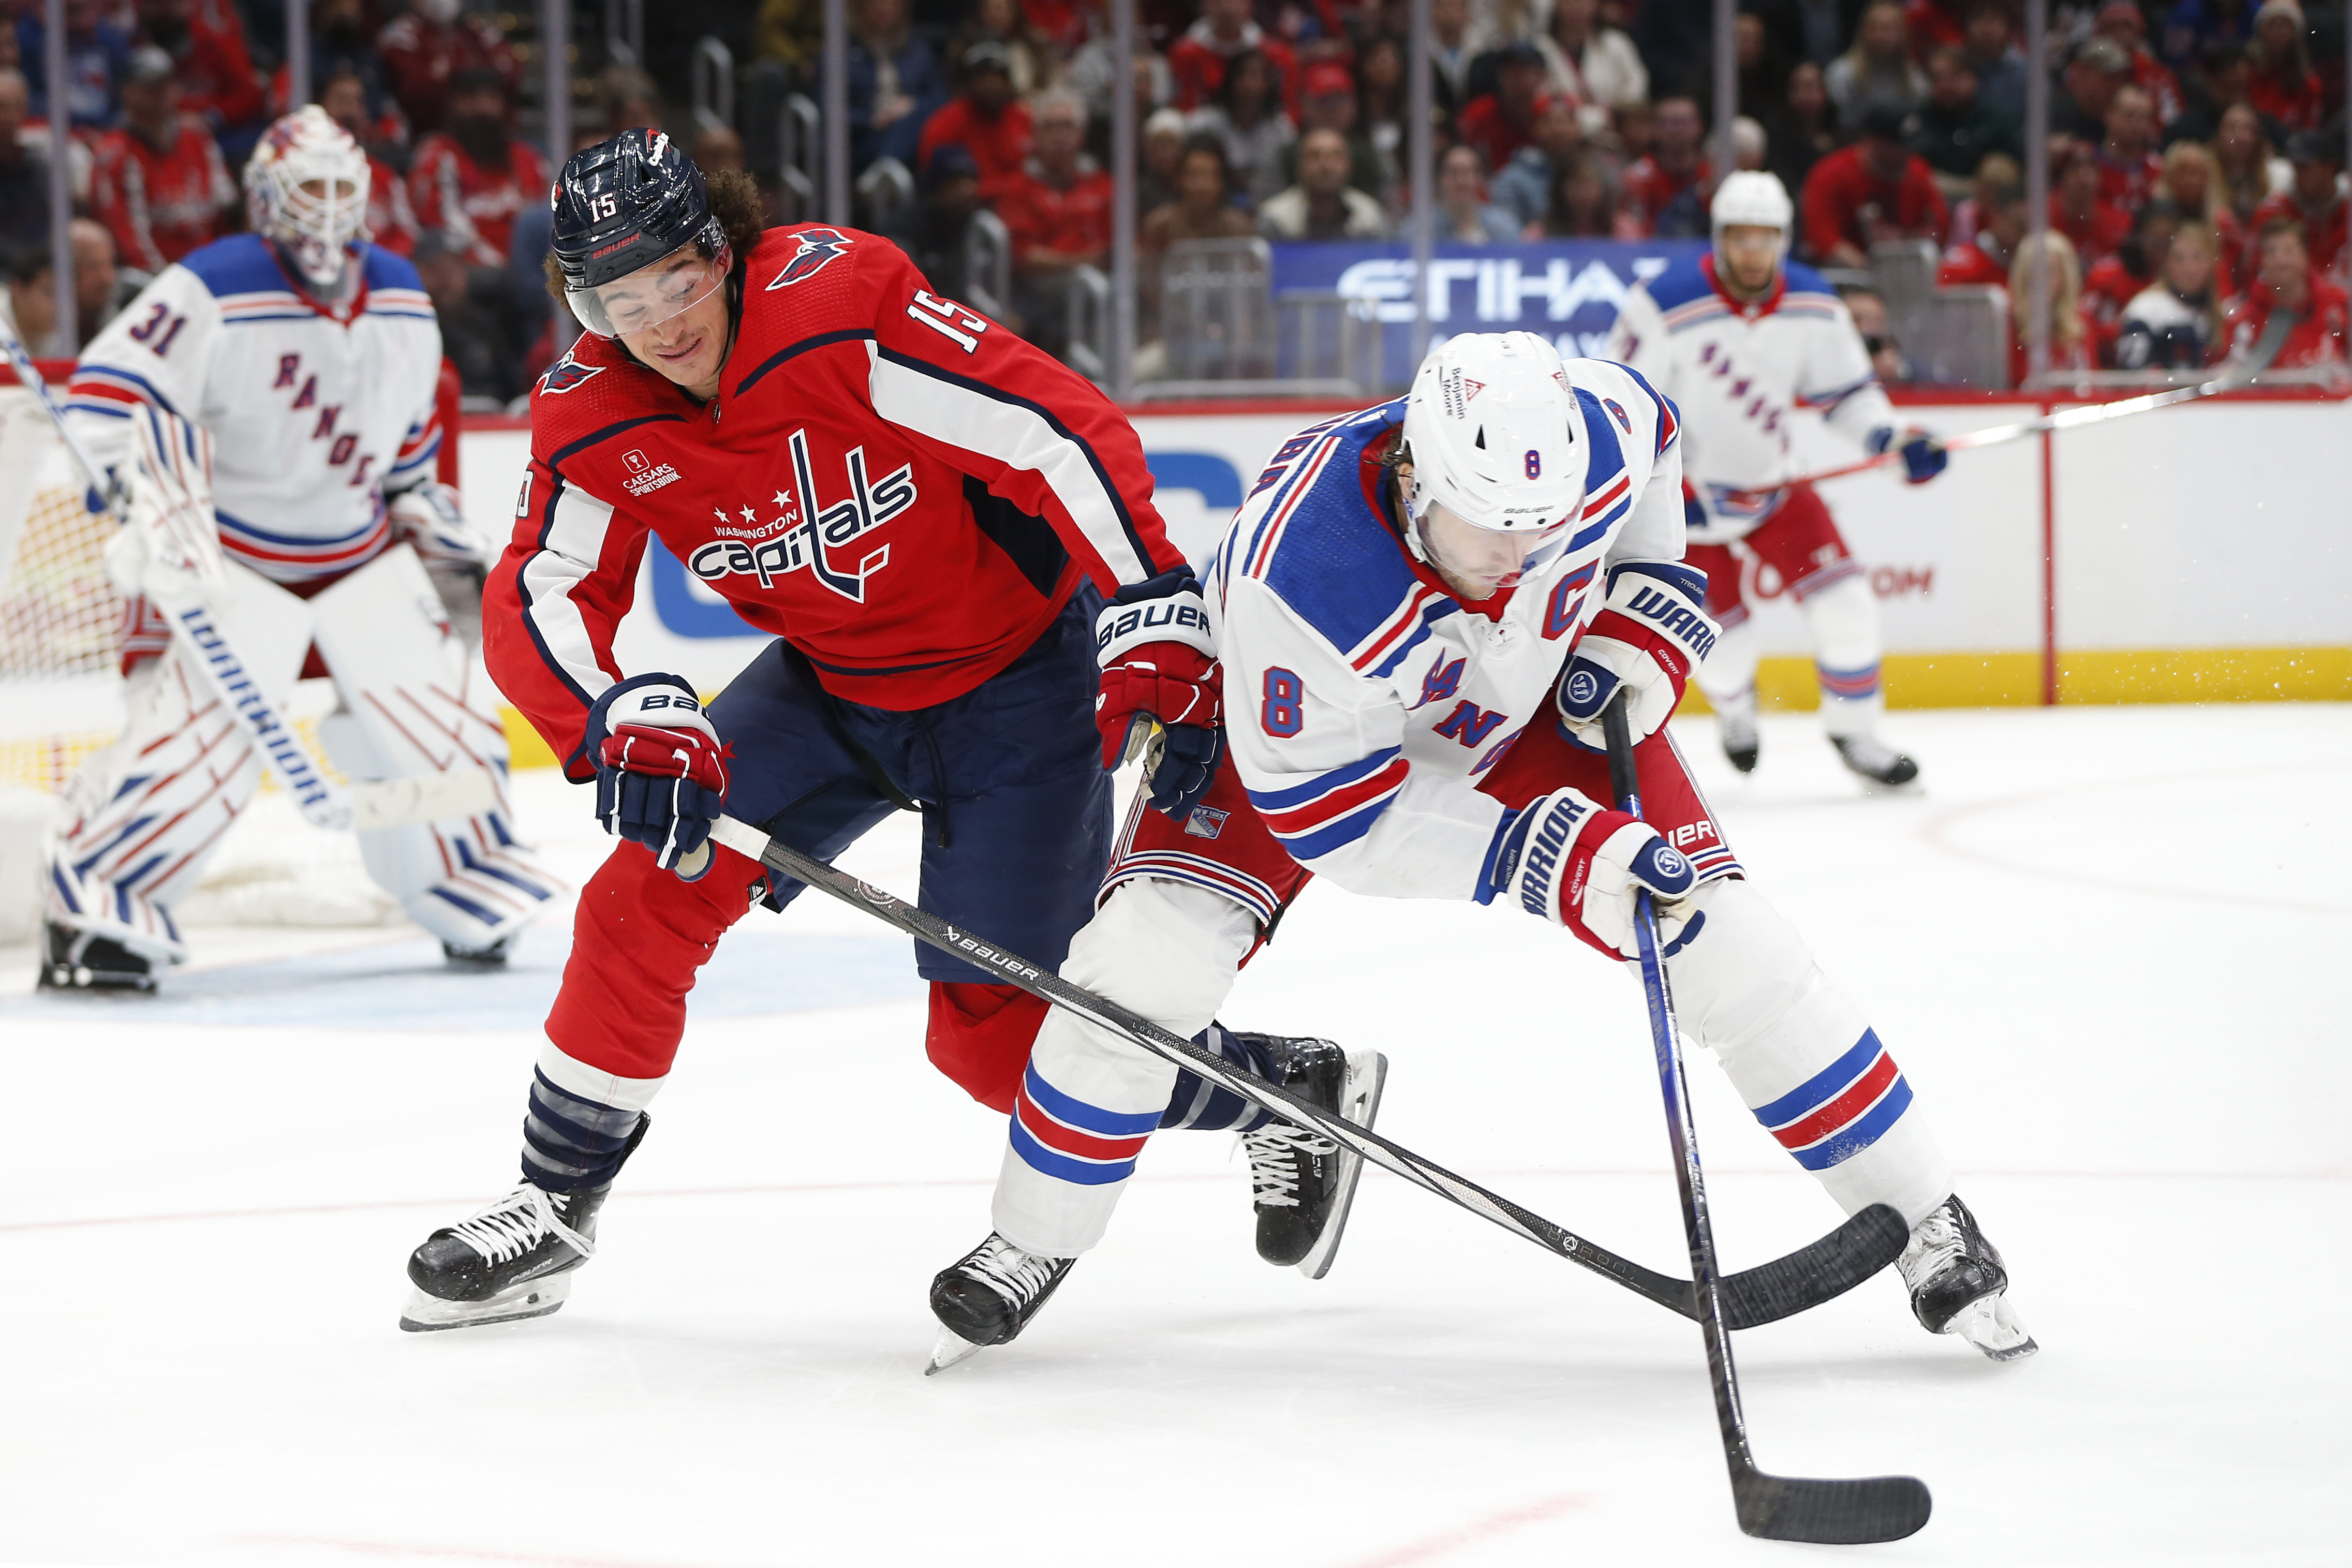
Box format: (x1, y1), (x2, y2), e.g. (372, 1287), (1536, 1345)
(567, 242), (732, 338)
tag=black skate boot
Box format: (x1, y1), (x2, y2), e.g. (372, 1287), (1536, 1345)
(1717, 703), (1760, 774)
(1240, 1035), (1388, 1277)
(1832, 733), (1920, 788)
(37, 921), (156, 993)
(441, 933), (515, 967)
(1899, 1194), (2036, 1362)
(400, 1119), (647, 1331)
(926, 1233), (1076, 1373)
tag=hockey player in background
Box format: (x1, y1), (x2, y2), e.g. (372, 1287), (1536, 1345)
(939, 332), (2034, 1366)
(40, 107), (557, 992)
(398, 131), (1380, 1334)
(1607, 171), (1946, 786)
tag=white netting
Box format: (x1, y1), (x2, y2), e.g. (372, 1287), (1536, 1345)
(0, 387), (394, 929)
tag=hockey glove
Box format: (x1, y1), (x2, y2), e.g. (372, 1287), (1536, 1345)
(1095, 566), (1225, 818)
(1555, 562), (1719, 751)
(1868, 425), (1948, 484)
(388, 481), (498, 570)
(585, 674), (731, 875)
(1479, 786), (1698, 959)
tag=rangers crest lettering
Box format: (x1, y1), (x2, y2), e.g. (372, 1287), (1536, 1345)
(767, 227), (855, 290)
(686, 429), (915, 601)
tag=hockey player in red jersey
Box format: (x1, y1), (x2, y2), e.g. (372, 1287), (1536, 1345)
(400, 131), (1372, 1333)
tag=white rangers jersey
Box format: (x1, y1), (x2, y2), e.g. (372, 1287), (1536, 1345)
(1205, 358), (1684, 903)
(1605, 254), (1894, 545)
(64, 233), (446, 585)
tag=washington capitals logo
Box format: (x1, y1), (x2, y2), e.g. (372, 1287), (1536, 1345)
(767, 228), (855, 291)
(540, 356), (605, 394)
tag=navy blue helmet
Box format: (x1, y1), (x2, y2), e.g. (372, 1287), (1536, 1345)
(550, 128), (723, 297)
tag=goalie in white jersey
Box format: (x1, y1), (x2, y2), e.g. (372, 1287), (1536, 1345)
(1606, 171), (1947, 786)
(37, 107), (560, 992)
(931, 333), (2034, 1367)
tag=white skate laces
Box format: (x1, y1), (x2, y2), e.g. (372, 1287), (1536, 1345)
(1241, 1125), (1337, 1208)
(964, 1236), (1062, 1304)
(446, 1184), (594, 1267)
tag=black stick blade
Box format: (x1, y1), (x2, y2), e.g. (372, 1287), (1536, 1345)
(1718, 1203), (1910, 1330)
(1735, 1471), (1932, 1544)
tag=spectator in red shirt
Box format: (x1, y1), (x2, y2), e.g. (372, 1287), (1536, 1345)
(2092, 0), (2183, 124)
(2095, 83), (2164, 214)
(378, 0), (519, 139)
(2225, 217), (2349, 372)
(2049, 141), (2132, 265)
(2083, 201), (2178, 362)
(917, 42), (1034, 196)
(2246, 0), (2322, 132)
(1937, 176), (2027, 283)
(133, 0), (262, 147)
(1457, 43), (1548, 174)
(1620, 93), (1712, 237)
(406, 68), (549, 267)
(1168, 0), (1297, 114)
(88, 47), (235, 273)
(1800, 103), (1950, 266)
(1001, 91), (1110, 363)
(321, 65), (416, 257)
(2245, 130), (2345, 284)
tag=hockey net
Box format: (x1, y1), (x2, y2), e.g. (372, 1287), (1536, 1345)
(0, 375), (410, 930)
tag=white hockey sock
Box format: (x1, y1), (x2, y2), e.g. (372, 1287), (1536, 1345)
(1694, 612), (1762, 712)
(1664, 879), (1953, 1225)
(1797, 575), (1885, 740)
(993, 878), (1255, 1258)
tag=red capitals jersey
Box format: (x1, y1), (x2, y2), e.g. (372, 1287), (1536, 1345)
(90, 119), (235, 273)
(490, 225), (1185, 778)
(407, 134), (549, 265)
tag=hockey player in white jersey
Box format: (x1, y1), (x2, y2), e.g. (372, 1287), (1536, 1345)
(37, 107), (560, 991)
(933, 332), (2034, 1365)
(1606, 171), (1946, 785)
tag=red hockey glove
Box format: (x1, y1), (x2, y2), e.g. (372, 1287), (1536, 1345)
(1556, 561), (1719, 751)
(585, 674), (731, 875)
(1095, 568), (1225, 818)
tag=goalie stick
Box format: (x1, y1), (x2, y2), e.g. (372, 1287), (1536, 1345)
(692, 813), (1909, 1331)
(1725, 307), (2299, 504)
(1, 335), (497, 833)
(1604, 697), (1931, 1545)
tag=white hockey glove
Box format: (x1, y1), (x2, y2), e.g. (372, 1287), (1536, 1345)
(104, 406), (228, 607)
(584, 674), (731, 874)
(387, 481), (497, 570)
(1555, 562), (1719, 751)
(1478, 786), (1699, 959)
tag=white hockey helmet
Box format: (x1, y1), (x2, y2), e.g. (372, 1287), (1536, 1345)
(1710, 170), (1794, 256)
(245, 107), (372, 292)
(1397, 332), (1589, 566)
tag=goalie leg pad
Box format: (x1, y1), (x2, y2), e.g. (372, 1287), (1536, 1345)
(992, 878), (1257, 1258)
(308, 544), (565, 951)
(1665, 878), (1954, 1226)
(43, 648), (269, 964)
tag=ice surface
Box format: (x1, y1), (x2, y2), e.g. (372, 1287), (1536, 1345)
(0, 703), (2343, 1567)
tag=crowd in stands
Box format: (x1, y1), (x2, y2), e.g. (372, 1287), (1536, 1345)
(0, 0), (2344, 391)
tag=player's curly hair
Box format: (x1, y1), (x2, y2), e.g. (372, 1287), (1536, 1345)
(541, 168), (768, 309)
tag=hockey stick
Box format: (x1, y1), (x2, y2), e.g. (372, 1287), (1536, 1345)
(1724, 308), (2298, 504)
(696, 813), (1905, 1330)
(1604, 698), (1931, 1544)
(2, 335), (497, 833)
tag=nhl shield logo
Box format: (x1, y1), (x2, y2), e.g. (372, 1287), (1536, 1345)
(767, 227), (855, 290)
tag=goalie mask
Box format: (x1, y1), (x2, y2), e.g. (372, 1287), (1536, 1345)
(245, 107), (372, 294)
(1395, 332), (1590, 591)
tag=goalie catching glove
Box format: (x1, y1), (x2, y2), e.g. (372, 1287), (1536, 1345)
(1479, 786), (1698, 959)
(1094, 567), (1225, 818)
(585, 674), (731, 874)
(387, 480), (497, 570)
(1555, 562), (1719, 750)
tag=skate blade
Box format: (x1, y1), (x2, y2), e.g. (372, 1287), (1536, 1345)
(1297, 1051), (1389, 1281)
(924, 1327), (988, 1376)
(1949, 1294), (2038, 1363)
(397, 1273), (572, 1333)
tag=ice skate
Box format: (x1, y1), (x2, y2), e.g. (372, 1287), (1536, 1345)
(1899, 1194), (2036, 1362)
(36, 921), (158, 994)
(1832, 733), (1920, 788)
(926, 1232), (1076, 1373)
(1239, 1036), (1388, 1278)
(1715, 699), (1759, 774)
(442, 933), (517, 967)
(400, 1178), (615, 1331)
